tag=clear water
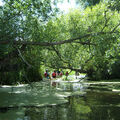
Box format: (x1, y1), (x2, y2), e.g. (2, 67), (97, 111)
(0, 80), (120, 120)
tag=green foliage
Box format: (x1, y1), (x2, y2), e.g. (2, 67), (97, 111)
(42, 2), (120, 80)
(1, 0), (120, 84)
(0, 0), (58, 84)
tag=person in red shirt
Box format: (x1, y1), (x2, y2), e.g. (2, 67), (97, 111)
(52, 70), (57, 78)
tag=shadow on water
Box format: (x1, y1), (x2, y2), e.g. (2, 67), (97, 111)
(1, 80), (120, 120)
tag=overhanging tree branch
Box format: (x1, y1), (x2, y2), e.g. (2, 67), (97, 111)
(0, 32), (119, 46)
(51, 46), (69, 64)
(17, 48), (32, 68)
(74, 41), (96, 45)
(111, 22), (120, 32)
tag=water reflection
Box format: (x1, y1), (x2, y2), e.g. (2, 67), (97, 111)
(24, 91), (120, 120)
(0, 81), (120, 120)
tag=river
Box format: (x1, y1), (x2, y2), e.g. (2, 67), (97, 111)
(0, 76), (120, 120)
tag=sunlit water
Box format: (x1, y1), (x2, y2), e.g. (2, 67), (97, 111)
(0, 77), (120, 120)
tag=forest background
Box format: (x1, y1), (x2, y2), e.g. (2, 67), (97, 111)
(0, 0), (120, 85)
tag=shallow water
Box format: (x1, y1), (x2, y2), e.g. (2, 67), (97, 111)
(0, 80), (120, 120)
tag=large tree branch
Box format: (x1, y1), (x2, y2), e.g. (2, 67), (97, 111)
(17, 48), (33, 68)
(111, 22), (120, 32)
(51, 46), (69, 64)
(74, 41), (96, 45)
(0, 32), (118, 46)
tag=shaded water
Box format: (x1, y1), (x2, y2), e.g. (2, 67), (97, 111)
(0, 80), (120, 120)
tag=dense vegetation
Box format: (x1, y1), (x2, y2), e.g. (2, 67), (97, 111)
(0, 0), (120, 84)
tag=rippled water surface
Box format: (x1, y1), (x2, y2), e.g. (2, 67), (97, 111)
(0, 79), (120, 120)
